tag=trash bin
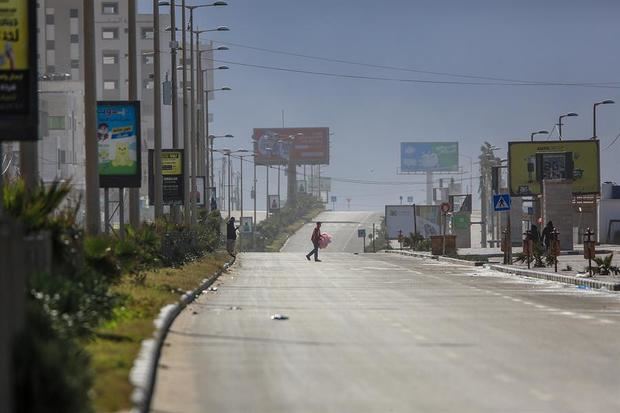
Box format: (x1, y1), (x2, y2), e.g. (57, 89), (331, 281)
(430, 235), (457, 255)
(444, 235), (457, 255)
(430, 236), (443, 255)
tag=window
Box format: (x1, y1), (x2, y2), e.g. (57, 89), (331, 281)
(70, 59), (79, 69)
(45, 13), (54, 25)
(70, 34), (79, 43)
(103, 53), (117, 64)
(102, 28), (118, 40)
(142, 54), (154, 65)
(103, 80), (117, 90)
(69, 9), (78, 18)
(46, 40), (54, 50)
(141, 28), (154, 39)
(48, 116), (65, 130)
(102, 2), (118, 15)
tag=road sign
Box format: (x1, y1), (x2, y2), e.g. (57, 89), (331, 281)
(440, 202), (451, 214)
(331, 196), (337, 203)
(493, 194), (512, 211)
(358, 229), (366, 238)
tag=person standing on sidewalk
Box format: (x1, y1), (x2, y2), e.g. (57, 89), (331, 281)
(306, 222), (322, 262)
(226, 217), (239, 257)
(542, 221), (554, 252)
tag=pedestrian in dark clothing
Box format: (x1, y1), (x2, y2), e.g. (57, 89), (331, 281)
(226, 217), (239, 256)
(541, 221), (554, 252)
(530, 224), (541, 246)
(306, 222), (322, 262)
(210, 197), (217, 211)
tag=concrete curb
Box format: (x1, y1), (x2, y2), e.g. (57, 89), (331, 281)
(486, 264), (620, 292)
(129, 255), (236, 413)
(383, 250), (485, 267)
(383, 249), (620, 291)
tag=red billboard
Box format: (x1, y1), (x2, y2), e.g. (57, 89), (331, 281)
(253, 127), (330, 165)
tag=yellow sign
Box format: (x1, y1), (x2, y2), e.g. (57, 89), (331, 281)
(161, 151), (182, 175)
(508, 140), (599, 196)
(0, 0), (28, 71)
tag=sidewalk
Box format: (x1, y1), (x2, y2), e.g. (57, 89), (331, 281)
(384, 246), (620, 291)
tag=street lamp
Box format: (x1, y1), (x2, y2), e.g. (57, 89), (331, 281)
(593, 100), (615, 140)
(158, 0), (228, 226)
(530, 130), (549, 142)
(557, 113), (578, 140)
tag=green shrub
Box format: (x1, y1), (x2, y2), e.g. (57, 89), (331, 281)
(13, 300), (94, 413)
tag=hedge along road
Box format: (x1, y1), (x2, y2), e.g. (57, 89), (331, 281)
(151, 211), (620, 413)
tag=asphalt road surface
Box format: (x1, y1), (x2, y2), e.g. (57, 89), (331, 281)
(281, 211), (383, 254)
(152, 212), (620, 413)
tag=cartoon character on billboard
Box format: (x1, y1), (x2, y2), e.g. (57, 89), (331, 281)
(112, 142), (132, 167)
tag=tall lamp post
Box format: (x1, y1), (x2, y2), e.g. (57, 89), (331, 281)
(530, 130), (549, 142)
(557, 112), (578, 140)
(159, 0), (227, 226)
(189, 26), (229, 226)
(593, 100), (615, 140)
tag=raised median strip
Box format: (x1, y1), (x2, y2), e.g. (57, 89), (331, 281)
(383, 250), (620, 291)
(129, 256), (236, 413)
(383, 249), (485, 267)
(486, 264), (620, 292)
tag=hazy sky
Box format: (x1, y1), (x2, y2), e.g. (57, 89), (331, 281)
(140, 0), (620, 211)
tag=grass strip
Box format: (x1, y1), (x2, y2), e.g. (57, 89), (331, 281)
(86, 251), (229, 412)
(265, 207), (324, 252)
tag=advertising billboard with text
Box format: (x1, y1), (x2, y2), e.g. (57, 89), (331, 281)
(508, 140), (600, 196)
(98, 101), (141, 188)
(253, 127), (329, 166)
(0, 0), (38, 141)
(400, 142), (459, 172)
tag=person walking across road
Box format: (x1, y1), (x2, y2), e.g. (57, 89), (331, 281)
(306, 222), (322, 262)
(226, 217), (239, 257)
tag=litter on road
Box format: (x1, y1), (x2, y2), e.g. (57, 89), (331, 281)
(271, 314), (289, 320)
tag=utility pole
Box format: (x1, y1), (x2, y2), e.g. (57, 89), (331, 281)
(83, 0), (100, 234)
(181, 0), (190, 226)
(153, 0), (164, 219)
(169, 0), (180, 223)
(189, 10), (197, 226)
(128, 0), (140, 228)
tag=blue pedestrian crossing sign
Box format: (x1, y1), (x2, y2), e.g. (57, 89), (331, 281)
(493, 194), (512, 211)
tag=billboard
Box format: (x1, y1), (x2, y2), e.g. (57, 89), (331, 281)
(415, 205), (441, 238)
(268, 195), (280, 212)
(98, 101), (141, 188)
(240, 217), (253, 234)
(148, 149), (184, 205)
(400, 142), (459, 172)
(0, 0), (38, 141)
(508, 140), (600, 196)
(253, 127), (329, 165)
(194, 176), (206, 207)
(385, 205), (415, 240)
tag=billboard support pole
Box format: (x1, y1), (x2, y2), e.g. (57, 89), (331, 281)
(426, 171), (433, 205)
(266, 165), (269, 215)
(119, 188), (125, 240)
(104, 188), (110, 234)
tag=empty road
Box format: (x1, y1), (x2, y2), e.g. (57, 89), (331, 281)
(152, 212), (620, 413)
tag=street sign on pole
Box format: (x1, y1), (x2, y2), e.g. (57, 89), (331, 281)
(493, 194), (512, 211)
(358, 229), (366, 238)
